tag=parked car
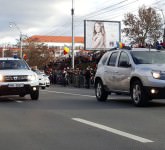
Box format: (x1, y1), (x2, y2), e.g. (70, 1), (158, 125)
(0, 57), (39, 100)
(32, 69), (47, 89)
(44, 75), (50, 87)
(94, 48), (165, 106)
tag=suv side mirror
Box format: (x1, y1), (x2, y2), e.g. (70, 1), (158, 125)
(119, 61), (131, 68)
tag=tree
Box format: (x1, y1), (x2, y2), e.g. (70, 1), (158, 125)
(23, 38), (54, 69)
(122, 5), (162, 46)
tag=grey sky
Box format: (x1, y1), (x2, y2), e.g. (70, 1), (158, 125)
(0, 0), (164, 45)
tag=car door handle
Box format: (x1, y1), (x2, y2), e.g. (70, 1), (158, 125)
(114, 71), (118, 73)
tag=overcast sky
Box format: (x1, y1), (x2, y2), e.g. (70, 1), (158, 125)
(0, 0), (164, 45)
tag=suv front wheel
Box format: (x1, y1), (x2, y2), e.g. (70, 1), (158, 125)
(95, 80), (108, 101)
(131, 80), (148, 107)
(30, 89), (39, 100)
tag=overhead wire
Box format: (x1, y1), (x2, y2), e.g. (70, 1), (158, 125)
(40, 0), (131, 35)
(38, 0), (161, 41)
(80, 0), (129, 19)
(37, 0), (132, 42)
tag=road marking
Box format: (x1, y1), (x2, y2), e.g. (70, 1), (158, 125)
(43, 90), (95, 98)
(72, 118), (154, 143)
(16, 101), (23, 103)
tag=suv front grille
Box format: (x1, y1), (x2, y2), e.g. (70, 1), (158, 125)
(4, 75), (28, 82)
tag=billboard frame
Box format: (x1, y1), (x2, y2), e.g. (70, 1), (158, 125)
(84, 20), (121, 51)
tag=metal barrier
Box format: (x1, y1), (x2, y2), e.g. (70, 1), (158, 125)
(53, 72), (94, 88)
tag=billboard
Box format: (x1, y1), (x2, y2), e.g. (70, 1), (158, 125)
(84, 20), (121, 50)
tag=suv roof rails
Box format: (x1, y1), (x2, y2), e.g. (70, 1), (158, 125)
(123, 46), (132, 50)
(108, 47), (118, 51)
(108, 46), (132, 51)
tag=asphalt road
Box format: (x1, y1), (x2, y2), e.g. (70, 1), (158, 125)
(0, 85), (165, 150)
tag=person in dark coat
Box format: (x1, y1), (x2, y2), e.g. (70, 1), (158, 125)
(85, 67), (91, 89)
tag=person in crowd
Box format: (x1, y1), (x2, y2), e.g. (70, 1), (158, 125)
(92, 21), (106, 49)
(62, 68), (69, 86)
(85, 67), (91, 89)
(160, 40), (165, 49)
(155, 41), (161, 50)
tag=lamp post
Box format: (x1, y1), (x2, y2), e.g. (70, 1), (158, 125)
(9, 22), (23, 59)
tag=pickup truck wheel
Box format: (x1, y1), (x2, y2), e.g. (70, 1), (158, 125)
(30, 89), (39, 100)
(95, 80), (108, 101)
(131, 80), (148, 106)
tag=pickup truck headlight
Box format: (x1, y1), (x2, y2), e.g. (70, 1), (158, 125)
(27, 75), (37, 81)
(152, 71), (161, 79)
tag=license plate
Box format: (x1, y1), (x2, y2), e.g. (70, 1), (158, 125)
(8, 84), (24, 87)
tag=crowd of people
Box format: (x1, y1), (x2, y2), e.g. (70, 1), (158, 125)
(155, 40), (165, 50)
(44, 66), (96, 89)
(40, 50), (105, 88)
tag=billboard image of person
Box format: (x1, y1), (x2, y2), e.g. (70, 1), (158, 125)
(92, 21), (106, 49)
(84, 20), (121, 50)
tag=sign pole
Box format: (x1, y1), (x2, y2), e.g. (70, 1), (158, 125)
(71, 0), (75, 69)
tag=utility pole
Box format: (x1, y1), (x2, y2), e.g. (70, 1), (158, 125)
(71, 0), (75, 69)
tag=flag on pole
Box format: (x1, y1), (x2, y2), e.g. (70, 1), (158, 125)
(64, 46), (70, 55)
(23, 53), (27, 60)
(116, 42), (125, 48)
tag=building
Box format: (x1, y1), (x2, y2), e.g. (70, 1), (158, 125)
(0, 46), (20, 57)
(27, 35), (84, 58)
(0, 35), (85, 59)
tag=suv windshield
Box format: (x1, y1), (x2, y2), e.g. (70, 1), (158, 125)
(0, 60), (29, 70)
(131, 51), (165, 64)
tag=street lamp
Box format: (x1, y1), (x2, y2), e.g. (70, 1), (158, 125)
(9, 22), (23, 59)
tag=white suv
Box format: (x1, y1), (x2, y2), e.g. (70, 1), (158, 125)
(0, 57), (39, 100)
(94, 48), (165, 106)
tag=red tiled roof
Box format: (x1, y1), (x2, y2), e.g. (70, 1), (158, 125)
(29, 35), (84, 43)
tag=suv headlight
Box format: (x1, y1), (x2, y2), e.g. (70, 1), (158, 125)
(152, 71), (161, 79)
(0, 74), (4, 82)
(27, 74), (37, 81)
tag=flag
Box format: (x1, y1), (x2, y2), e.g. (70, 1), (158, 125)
(116, 42), (125, 48)
(119, 42), (125, 48)
(23, 53), (27, 60)
(63, 47), (70, 55)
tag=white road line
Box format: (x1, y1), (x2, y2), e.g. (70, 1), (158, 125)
(72, 118), (154, 143)
(43, 90), (95, 98)
(16, 101), (23, 103)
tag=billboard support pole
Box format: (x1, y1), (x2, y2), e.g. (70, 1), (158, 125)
(71, 0), (75, 69)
